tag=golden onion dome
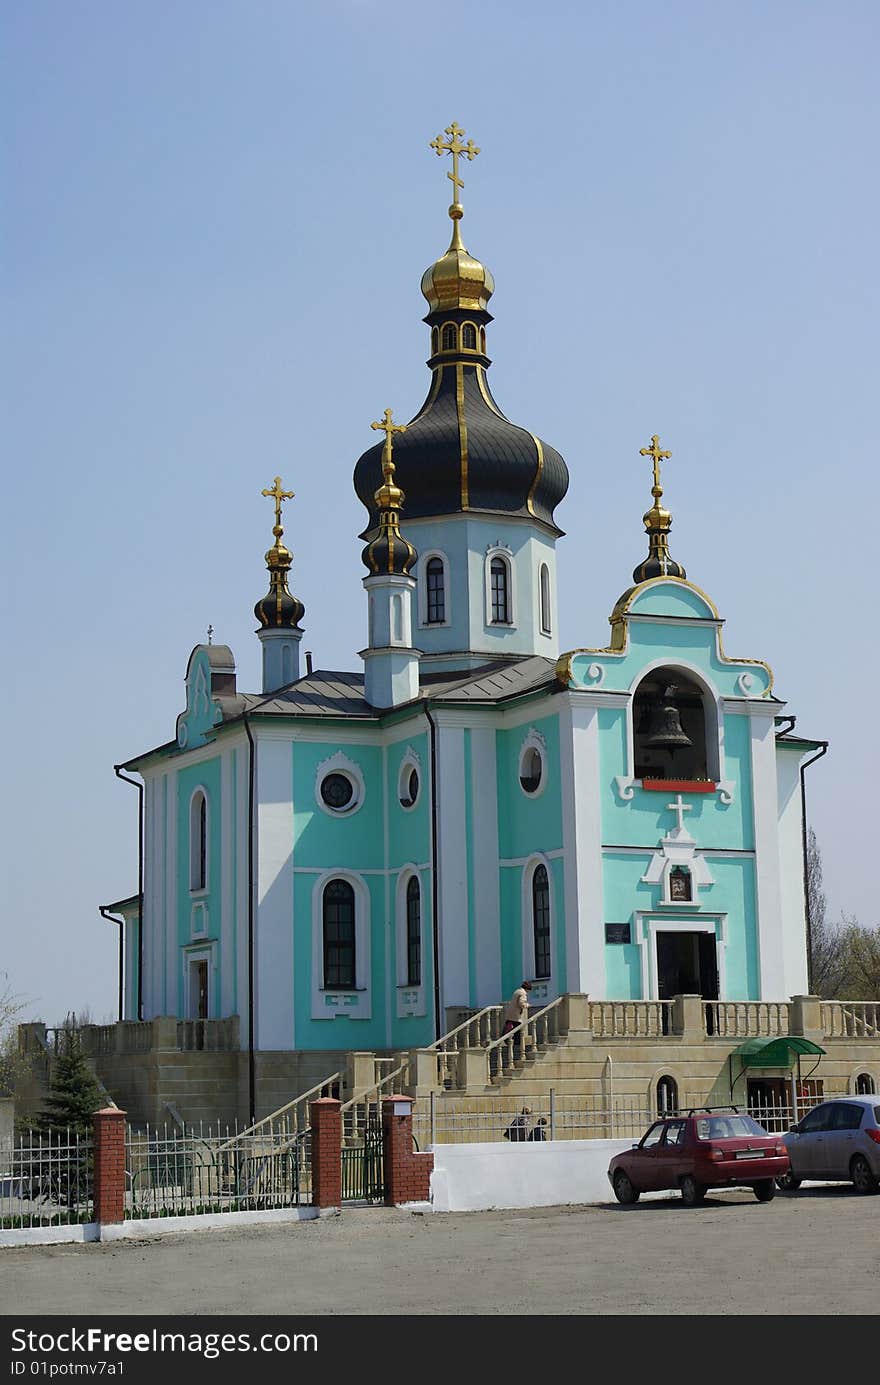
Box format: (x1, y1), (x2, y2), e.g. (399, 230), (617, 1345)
(420, 209), (495, 314)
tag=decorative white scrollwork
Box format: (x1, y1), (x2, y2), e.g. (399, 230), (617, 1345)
(586, 663), (605, 687)
(737, 672), (754, 695)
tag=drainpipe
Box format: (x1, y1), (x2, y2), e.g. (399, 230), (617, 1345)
(243, 713), (257, 1125)
(605, 1054), (614, 1137)
(799, 741), (829, 994)
(424, 706), (442, 1043)
(99, 907), (125, 1021)
(114, 766), (144, 1020)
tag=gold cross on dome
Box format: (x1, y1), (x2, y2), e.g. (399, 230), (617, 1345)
(639, 435), (672, 495)
(261, 476), (295, 531)
(371, 408), (407, 472)
(430, 121), (480, 204)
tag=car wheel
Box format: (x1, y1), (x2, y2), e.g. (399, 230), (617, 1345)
(753, 1179), (776, 1202)
(680, 1174), (705, 1207)
(775, 1171), (802, 1192)
(850, 1155), (879, 1194)
(612, 1170), (640, 1205)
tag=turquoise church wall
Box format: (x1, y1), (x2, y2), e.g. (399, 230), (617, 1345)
(496, 713), (563, 859)
(176, 756), (223, 1016)
(292, 741), (385, 869)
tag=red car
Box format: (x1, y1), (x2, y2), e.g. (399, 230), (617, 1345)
(607, 1109), (790, 1206)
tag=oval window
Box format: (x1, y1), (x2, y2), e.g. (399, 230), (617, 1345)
(520, 747), (543, 794)
(400, 765), (419, 808)
(320, 773), (355, 811)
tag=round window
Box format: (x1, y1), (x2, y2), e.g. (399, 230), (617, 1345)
(320, 772), (355, 811)
(519, 747), (543, 794)
(399, 765), (419, 808)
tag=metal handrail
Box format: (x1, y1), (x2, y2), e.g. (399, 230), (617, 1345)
(214, 1070), (341, 1152)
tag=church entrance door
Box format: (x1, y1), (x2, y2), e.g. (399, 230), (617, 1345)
(188, 959), (209, 1020)
(656, 931), (719, 1001)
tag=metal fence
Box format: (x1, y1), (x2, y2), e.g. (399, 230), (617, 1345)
(0, 1129), (94, 1229)
(125, 1122), (309, 1219)
(411, 1090), (831, 1147)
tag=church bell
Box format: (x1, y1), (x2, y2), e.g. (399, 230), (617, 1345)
(645, 685), (692, 751)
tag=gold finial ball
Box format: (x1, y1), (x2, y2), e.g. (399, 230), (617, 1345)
(448, 203), (464, 220)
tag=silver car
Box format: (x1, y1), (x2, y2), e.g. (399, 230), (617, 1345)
(779, 1096), (880, 1193)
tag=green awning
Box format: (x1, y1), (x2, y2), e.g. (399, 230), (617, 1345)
(733, 1037), (826, 1069)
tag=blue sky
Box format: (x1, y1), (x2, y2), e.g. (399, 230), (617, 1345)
(4, 0), (878, 1023)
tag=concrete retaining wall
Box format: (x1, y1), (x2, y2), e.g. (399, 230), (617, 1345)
(429, 1138), (634, 1212)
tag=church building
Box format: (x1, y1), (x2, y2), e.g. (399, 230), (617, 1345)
(105, 124), (823, 1078)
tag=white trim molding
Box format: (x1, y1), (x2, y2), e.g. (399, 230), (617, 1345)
(418, 549), (452, 629)
(310, 870), (372, 1021)
(314, 750), (366, 818)
(633, 911), (728, 1001)
(395, 866), (427, 1018)
(484, 542), (516, 628)
(520, 853), (556, 1006)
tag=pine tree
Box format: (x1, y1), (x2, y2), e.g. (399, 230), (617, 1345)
(37, 1018), (104, 1136)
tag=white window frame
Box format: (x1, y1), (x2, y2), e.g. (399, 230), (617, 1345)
(311, 870), (372, 1020)
(315, 751), (366, 818)
(518, 727), (547, 799)
(418, 550), (452, 628)
(397, 747), (422, 812)
(521, 853), (556, 1002)
(539, 562), (552, 635)
(484, 544), (516, 628)
(188, 786), (209, 895)
(395, 866), (427, 1017)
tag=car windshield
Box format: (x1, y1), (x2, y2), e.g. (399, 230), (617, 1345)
(695, 1115), (767, 1140)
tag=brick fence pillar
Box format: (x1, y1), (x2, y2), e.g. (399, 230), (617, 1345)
(381, 1096), (433, 1207)
(309, 1097), (342, 1209)
(92, 1106), (127, 1225)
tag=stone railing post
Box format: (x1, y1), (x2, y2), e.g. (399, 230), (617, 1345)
(92, 1106), (127, 1226)
(671, 994), (705, 1041)
(309, 1098), (342, 1209)
(408, 1049), (440, 1096)
(151, 1017), (178, 1052)
(558, 993), (591, 1035)
(345, 1051), (376, 1097)
(790, 995), (822, 1040)
(456, 1047), (489, 1093)
(381, 1096), (433, 1206)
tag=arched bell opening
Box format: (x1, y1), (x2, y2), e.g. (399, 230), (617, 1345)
(632, 667), (715, 782)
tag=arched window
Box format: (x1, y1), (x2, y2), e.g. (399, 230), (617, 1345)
(441, 322), (457, 351)
(856, 1072), (876, 1095)
(462, 322), (477, 349)
(657, 1075), (679, 1115)
(490, 556), (510, 624)
(392, 593), (403, 642)
(532, 865), (551, 979)
(480, 327), (486, 353)
(539, 563), (551, 634)
(189, 790), (207, 892)
(406, 876), (421, 986)
(281, 643), (293, 684)
(633, 667), (710, 782)
(426, 557), (445, 624)
(431, 327), (440, 355)
(323, 879), (356, 990)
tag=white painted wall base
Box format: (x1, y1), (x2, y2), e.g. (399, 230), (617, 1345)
(429, 1139), (635, 1212)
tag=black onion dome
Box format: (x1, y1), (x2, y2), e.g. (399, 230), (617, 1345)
(254, 546), (305, 629)
(361, 522), (417, 577)
(353, 362), (569, 536)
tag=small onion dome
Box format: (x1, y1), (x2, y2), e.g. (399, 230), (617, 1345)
(632, 503), (686, 583)
(420, 212), (495, 313)
(361, 516), (418, 576)
(254, 543), (305, 628)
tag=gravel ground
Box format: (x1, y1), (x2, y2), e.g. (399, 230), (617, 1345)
(1, 1184), (877, 1316)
